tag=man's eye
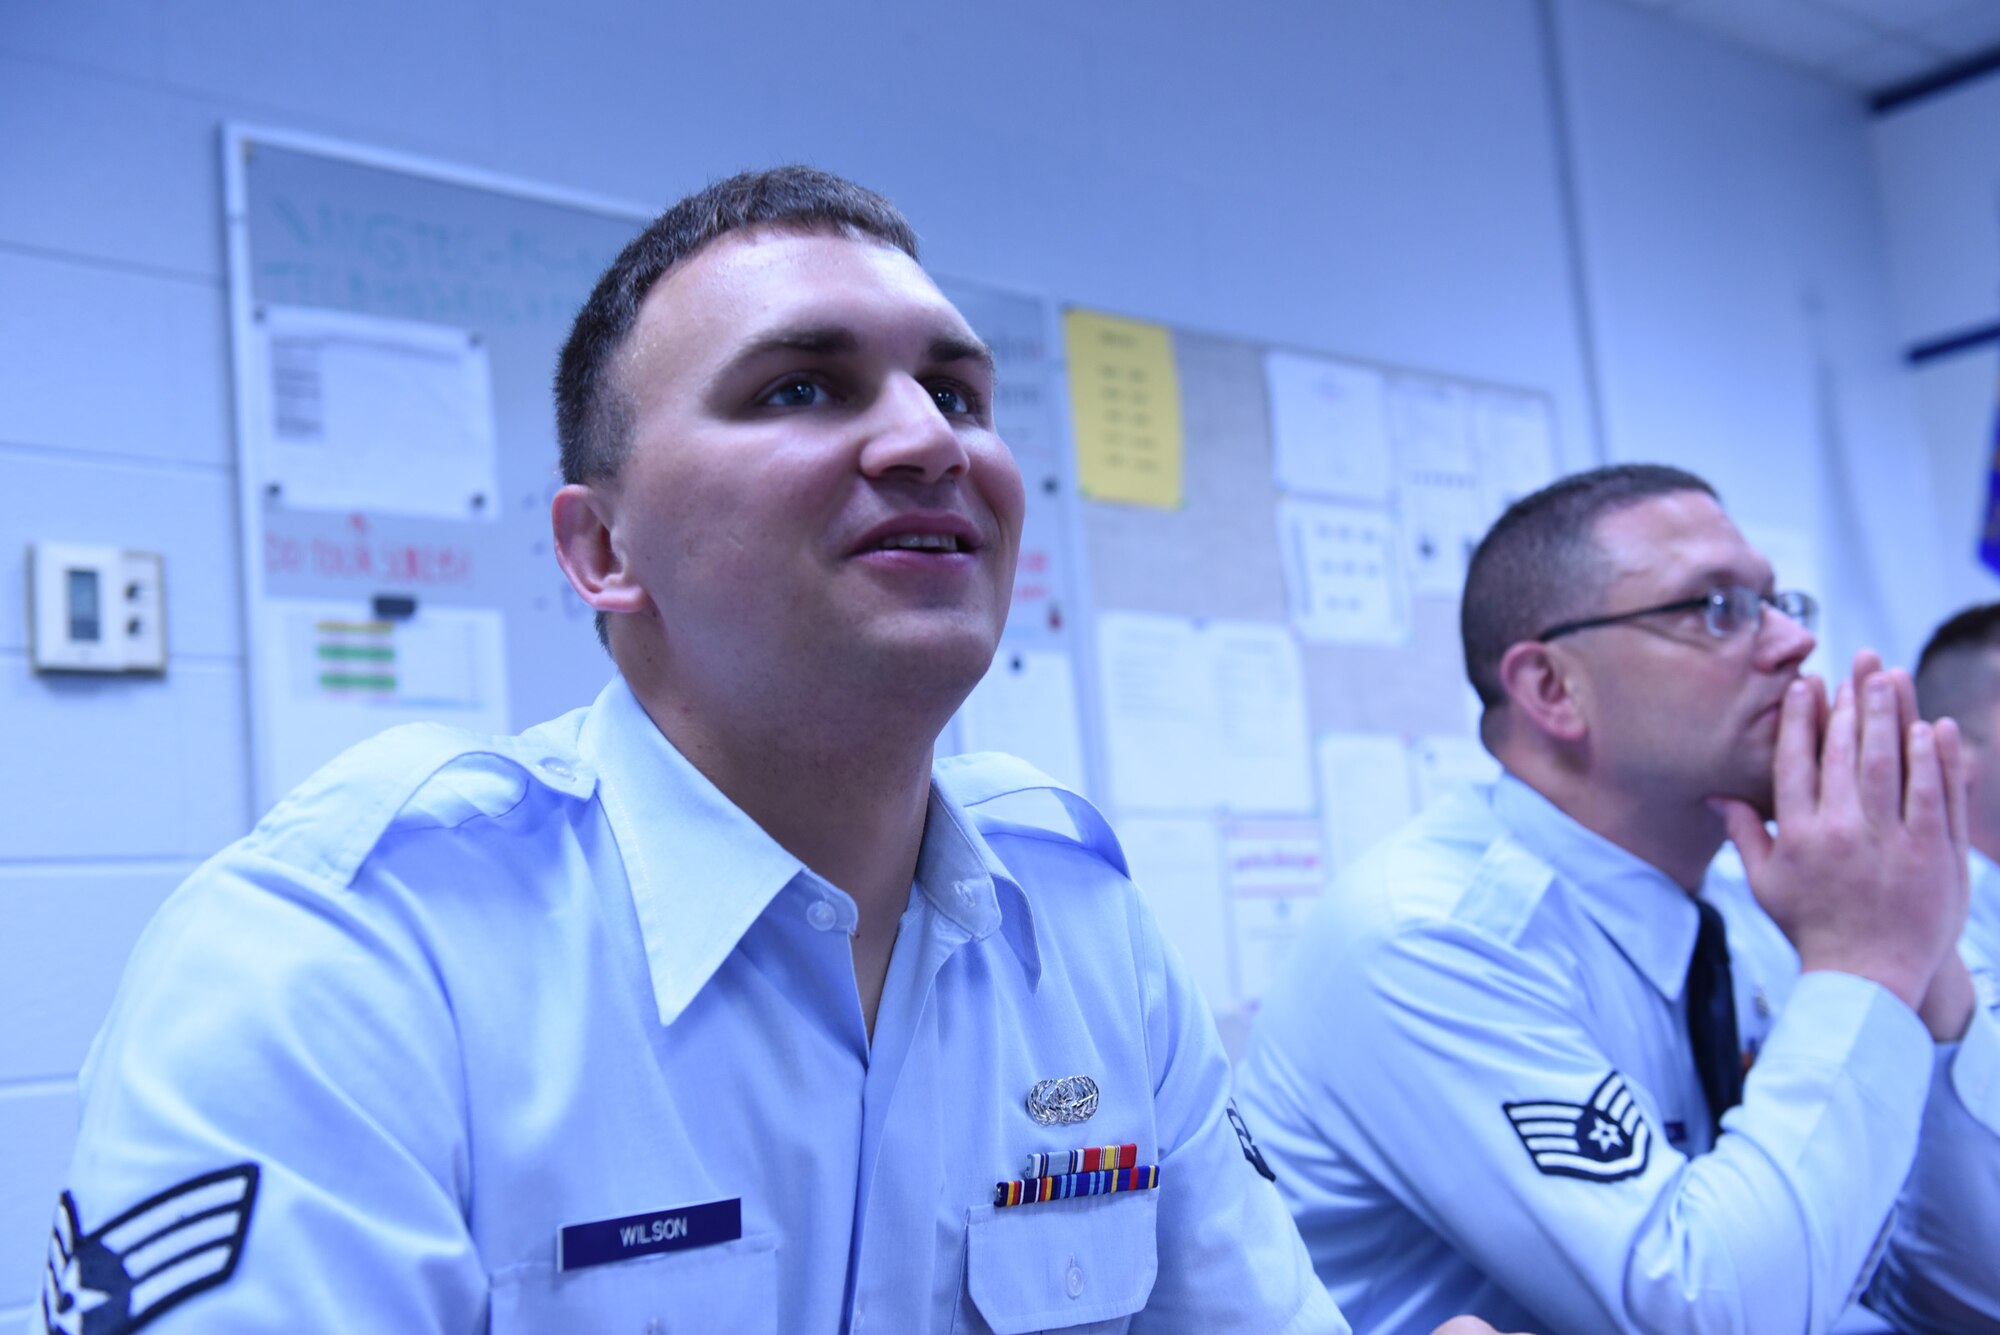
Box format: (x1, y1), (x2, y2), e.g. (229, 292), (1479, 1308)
(761, 380), (826, 408)
(930, 384), (973, 415)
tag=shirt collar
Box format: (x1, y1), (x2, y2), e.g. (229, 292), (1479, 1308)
(1492, 772), (1702, 1002)
(915, 782), (1042, 985)
(577, 677), (1037, 1026)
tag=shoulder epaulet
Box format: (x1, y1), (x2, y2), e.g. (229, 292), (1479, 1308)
(934, 752), (1129, 878)
(1448, 833), (1557, 944)
(243, 717), (596, 889)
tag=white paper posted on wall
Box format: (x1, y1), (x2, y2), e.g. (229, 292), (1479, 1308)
(253, 306), (499, 523)
(1278, 496), (1409, 645)
(1120, 817), (1232, 1013)
(257, 598), (509, 810)
(955, 647), (1088, 796)
(1316, 731), (1417, 872)
(1263, 349), (1395, 503)
(1096, 612), (1314, 815)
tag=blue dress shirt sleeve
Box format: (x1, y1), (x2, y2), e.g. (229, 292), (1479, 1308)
(33, 727), (525, 1334)
(1243, 894), (1933, 1335)
(1862, 944), (2000, 1333)
(48, 840), (487, 1333)
(1127, 899), (1350, 1335)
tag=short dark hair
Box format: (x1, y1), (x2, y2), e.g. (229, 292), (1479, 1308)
(1915, 601), (2000, 741)
(553, 166), (919, 647)
(1461, 463), (1718, 709)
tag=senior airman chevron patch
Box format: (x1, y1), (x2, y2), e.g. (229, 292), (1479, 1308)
(39, 1163), (258, 1335)
(1503, 1072), (1651, 1182)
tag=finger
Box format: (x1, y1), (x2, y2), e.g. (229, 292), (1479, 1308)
(1820, 677), (1858, 799)
(1889, 667), (1919, 735)
(1852, 648), (1883, 685)
(1935, 716), (1970, 864)
(1772, 677), (1820, 817)
(1856, 674), (1902, 818)
(1904, 719), (1943, 834)
(1713, 796), (1775, 876)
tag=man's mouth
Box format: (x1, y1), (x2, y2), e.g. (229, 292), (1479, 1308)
(851, 514), (982, 557)
(870, 532), (966, 553)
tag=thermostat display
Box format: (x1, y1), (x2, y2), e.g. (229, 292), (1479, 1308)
(28, 544), (167, 674)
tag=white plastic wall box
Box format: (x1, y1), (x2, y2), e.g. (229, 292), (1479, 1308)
(26, 543), (168, 674)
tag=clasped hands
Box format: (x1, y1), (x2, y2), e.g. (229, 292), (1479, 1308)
(1714, 652), (1975, 1041)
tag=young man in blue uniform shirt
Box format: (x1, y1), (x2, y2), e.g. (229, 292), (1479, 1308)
(1237, 464), (2000, 1335)
(1917, 602), (2000, 971)
(35, 168), (1364, 1334)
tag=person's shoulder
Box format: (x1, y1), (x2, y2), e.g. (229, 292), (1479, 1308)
(240, 708), (597, 891)
(933, 752), (1129, 877)
(1337, 785), (1560, 948)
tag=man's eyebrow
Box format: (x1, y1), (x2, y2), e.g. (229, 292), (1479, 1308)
(1671, 564), (1775, 597)
(930, 334), (996, 378)
(734, 325), (861, 361)
(724, 326), (994, 378)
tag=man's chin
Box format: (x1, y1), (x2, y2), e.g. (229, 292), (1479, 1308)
(1710, 774), (1776, 823)
(856, 621), (1003, 702)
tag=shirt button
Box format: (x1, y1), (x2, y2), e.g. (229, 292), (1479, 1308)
(1065, 1260), (1085, 1299)
(805, 899), (838, 932)
(541, 760), (574, 781)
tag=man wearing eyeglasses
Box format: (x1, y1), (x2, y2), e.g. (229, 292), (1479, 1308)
(1237, 463), (2000, 1334)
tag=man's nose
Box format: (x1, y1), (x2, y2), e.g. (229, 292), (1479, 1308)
(1757, 599), (1816, 671)
(858, 377), (970, 485)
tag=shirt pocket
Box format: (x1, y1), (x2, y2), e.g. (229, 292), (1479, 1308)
(489, 1232), (778, 1333)
(958, 1191), (1158, 1334)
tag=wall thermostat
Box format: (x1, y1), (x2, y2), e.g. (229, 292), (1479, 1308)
(27, 543), (168, 674)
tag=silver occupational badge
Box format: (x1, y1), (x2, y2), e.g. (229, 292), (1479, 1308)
(1026, 1075), (1100, 1127)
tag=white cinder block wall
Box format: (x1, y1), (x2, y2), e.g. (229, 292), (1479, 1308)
(1870, 71), (2000, 614)
(0, 0), (1976, 1316)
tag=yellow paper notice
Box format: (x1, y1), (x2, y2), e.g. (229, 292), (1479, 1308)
(1064, 308), (1184, 509)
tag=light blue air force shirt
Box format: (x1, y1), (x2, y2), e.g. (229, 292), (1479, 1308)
(40, 678), (1343, 1335)
(1235, 775), (2000, 1335)
(1971, 848), (2000, 985)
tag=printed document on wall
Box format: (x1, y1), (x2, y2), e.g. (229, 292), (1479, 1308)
(1278, 496), (1408, 644)
(1097, 612), (1212, 811)
(1224, 818), (1325, 1005)
(1121, 816), (1232, 1014)
(1393, 376), (1483, 596)
(1208, 620), (1315, 814)
(253, 306), (499, 522)
(1264, 350), (1394, 502)
(1317, 732), (1417, 871)
(257, 598), (509, 811)
(1473, 389), (1559, 522)
(1064, 308), (1184, 509)
(956, 647), (1088, 796)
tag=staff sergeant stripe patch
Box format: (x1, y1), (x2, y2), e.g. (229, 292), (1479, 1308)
(1503, 1072), (1651, 1182)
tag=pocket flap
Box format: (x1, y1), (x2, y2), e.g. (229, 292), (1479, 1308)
(965, 1191), (1158, 1333)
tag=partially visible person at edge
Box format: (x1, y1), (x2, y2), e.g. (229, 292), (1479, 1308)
(1237, 463), (2000, 1334)
(1916, 601), (2000, 979)
(31, 165), (1519, 1335)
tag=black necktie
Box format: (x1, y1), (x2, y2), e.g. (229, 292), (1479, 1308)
(1685, 898), (1743, 1140)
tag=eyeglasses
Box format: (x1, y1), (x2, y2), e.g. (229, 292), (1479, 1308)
(1535, 586), (1818, 643)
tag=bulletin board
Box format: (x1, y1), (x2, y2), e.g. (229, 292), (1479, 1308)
(1059, 306), (1573, 1039)
(218, 128), (1569, 1046)
(221, 127), (1082, 816)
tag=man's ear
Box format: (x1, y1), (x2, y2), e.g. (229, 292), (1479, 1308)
(551, 483), (651, 616)
(1496, 640), (1589, 743)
